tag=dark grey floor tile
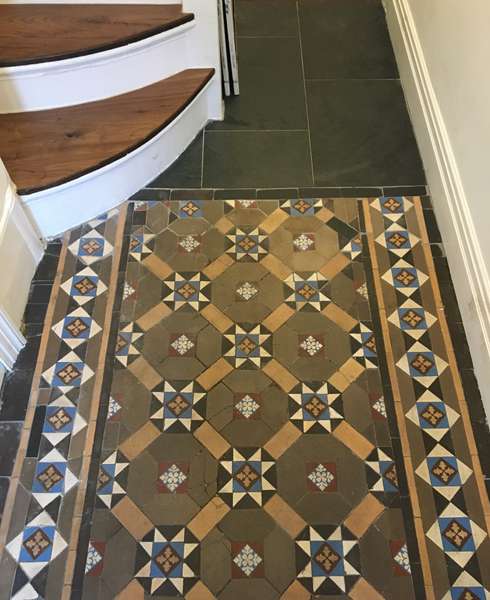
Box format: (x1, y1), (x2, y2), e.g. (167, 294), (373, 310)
(298, 0), (398, 79)
(0, 368), (35, 421)
(235, 0), (299, 37)
(299, 186), (382, 197)
(203, 131), (313, 188)
(306, 79), (425, 186)
(383, 185), (427, 197)
(207, 37), (307, 131)
(0, 422), (22, 476)
(170, 189), (214, 200)
(257, 188), (299, 199)
(149, 132), (203, 188)
(130, 189), (170, 202)
(214, 189), (257, 199)
(0, 477), (9, 519)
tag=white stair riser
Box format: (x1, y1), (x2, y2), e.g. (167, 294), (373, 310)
(0, 22), (195, 113)
(22, 78), (217, 238)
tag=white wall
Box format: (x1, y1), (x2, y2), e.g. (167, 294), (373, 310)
(384, 0), (490, 416)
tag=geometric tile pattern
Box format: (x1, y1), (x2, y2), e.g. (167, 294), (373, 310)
(150, 381), (206, 432)
(217, 447), (276, 508)
(134, 526), (199, 595)
(288, 381), (343, 433)
(295, 525), (360, 595)
(3, 198), (489, 600)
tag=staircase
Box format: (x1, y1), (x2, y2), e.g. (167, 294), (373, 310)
(0, 1), (223, 237)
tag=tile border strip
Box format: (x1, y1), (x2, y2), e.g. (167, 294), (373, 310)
(362, 197), (435, 600)
(0, 231), (69, 554)
(413, 200), (490, 527)
(63, 204), (129, 600)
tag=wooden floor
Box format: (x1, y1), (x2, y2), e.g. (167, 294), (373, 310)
(0, 4), (193, 66)
(0, 69), (214, 194)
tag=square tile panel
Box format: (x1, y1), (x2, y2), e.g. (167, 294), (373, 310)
(6, 198), (489, 600)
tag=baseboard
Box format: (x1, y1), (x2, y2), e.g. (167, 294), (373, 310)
(0, 166), (43, 368)
(384, 0), (490, 417)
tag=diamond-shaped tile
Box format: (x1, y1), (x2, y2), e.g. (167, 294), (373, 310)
(234, 394), (260, 420)
(426, 503), (487, 567)
(397, 342), (448, 388)
(232, 543), (263, 578)
(236, 281), (259, 301)
(381, 259), (428, 297)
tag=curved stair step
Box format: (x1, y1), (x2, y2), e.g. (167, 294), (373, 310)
(0, 68), (214, 194)
(0, 4), (194, 67)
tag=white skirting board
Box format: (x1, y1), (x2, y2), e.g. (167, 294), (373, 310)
(384, 0), (490, 417)
(21, 78), (217, 239)
(0, 162), (44, 369)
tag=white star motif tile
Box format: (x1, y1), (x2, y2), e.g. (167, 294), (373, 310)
(293, 233), (315, 251)
(235, 394), (260, 419)
(123, 282), (136, 300)
(85, 542), (103, 574)
(236, 282), (259, 301)
(356, 282), (369, 301)
(233, 544), (263, 577)
(179, 235), (201, 253)
(160, 464), (188, 493)
(300, 335), (323, 356)
(372, 396), (387, 418)
(308, 464), (335, 492)
(107, 396), (122, 421)
(170, 334), (195, 356)
(393, 544), (411, 574)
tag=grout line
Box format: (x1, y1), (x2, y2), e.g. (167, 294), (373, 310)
(144, 185), (426, 192)
(296, 2), (315, 186)
(236, 35), (298, 39)
(205, 129), (308, 133)
(200, 128), (205, 188)
(305, 77), (401, 82)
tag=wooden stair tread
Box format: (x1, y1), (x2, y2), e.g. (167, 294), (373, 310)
(0, 68), (214, 194)
(0, 4), (194, 66)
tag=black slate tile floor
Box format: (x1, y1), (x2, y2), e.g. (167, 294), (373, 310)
(0, 238), (60, 514)
(147, 0), (426, 191)
(306, 79), (425, 186)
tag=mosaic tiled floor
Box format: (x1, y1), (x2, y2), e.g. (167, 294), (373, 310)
(0, 197), (489, 599)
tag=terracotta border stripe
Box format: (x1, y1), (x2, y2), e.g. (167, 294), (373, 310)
(66, 204), (129, 599)
(413, 199), (490, 527)
(362, 198), (435, 599)
(0, 229), (69, 555)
